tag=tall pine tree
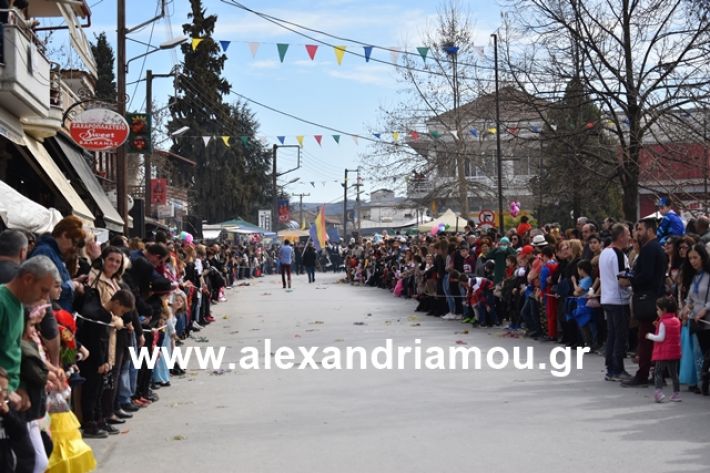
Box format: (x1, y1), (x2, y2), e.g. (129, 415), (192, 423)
(168, 0), (270, 223)
(90, 33), (116, 102)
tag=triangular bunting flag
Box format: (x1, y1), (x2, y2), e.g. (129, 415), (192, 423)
(363, 46), (374, 62)
(277, 136), (286, 145)
(314, 135), (323, 146)
(392, 131), (400, 141)
(443, 45), (459, 55)
(352, 135), (359, 145)
(417, 47), (429, 61)
(219, 40), (231, 52)
(470, 128), (478, 137)
(373, 133), (381, 139)
(507, 127), (520, 136)
(296, 135), (304, 147)
(332, 135), (341, 144)
(334, 45), (347, 65)
(390, 49), (400, 64)
(248, 42), (260, 58)
(241, 136), (249, 146)
(202, 136), (211, 146)
(530, 126), (541, 133)
(430, 131), (441, 139)
(277, 43), (290, 62)
(409, 130), (420, 141)
(305, 44), (318, 60)
(585, 121), (595, 129)
(221, 136), (230, 147)
(191, 38), (203, 51)
(450, 130), (459, 140)
(487, 127), (497, 135)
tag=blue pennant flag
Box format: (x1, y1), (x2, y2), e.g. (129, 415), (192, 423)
(219, 40), (231, 52)
(364, 46), (374, 62)
(530, 125), (541, 133)
(469, 128), (478, 137)
(277, 136), (286, 145)
(373, 133), (381, 139)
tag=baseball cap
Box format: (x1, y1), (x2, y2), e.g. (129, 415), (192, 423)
(656, 196), (671, 207)
(519, 245), (534, 256)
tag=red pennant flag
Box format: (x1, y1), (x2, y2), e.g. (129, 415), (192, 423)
(409, 130), (420, 141)
(305, 44), (318, 60)
(585, 121), (595, 129)
(314, 135), (323, 146)
(507, 127), (520, 136)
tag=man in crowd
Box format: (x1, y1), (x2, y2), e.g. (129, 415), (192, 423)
(0, 230), (28, 283)
(279, 240), (294, 289)
(622, 218), (667, 387)
(599, 223), (633, 382)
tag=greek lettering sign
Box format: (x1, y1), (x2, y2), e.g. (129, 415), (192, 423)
(69, 108), (130, 151)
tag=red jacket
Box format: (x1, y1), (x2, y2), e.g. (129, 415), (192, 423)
(651, 313), (681, 362)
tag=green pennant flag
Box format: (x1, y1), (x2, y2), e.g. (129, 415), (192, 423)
(277, 43), (289, 63)
(241, 136), (249, 147)
(430, 130), (442, 139)
(417, 47), (429, 61)
(332, 135), (341, 144)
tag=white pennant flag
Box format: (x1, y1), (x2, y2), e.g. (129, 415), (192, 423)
(248, 42), (260, 58)
(474, 46), (485, 58)
(390, 49), (400, 64)
(450, 130), (459, 140)
(351, 135), (359, 145)
(202, 136), (211, 146)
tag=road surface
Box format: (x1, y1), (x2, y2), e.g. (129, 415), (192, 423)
(88, 272), (710, 473)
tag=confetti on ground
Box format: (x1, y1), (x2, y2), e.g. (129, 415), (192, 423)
(261, 292), (272, 296)
(407, 315), (418, 322)
(305, 329), (319, 332)
(222, 315), (229, 320)
(455, 340), (467, 345)
(385, 320), (392, 326)
(334, 338), (345, 342)
(315, 287), (328, 290)
(310, 321), (325, 325)
(294, 334), (302, 338)
(454, 330), (470, 335)
(250, 328), (260, 331)
(194, 336), (209, 343)
(411, 323), (421, 327)
(353, 322), (366, 326)
(229, 330), (239, 334)
(172, 435), (186, 441)
(367, 313), (372, 316)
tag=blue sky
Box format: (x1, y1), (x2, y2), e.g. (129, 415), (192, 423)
(83, 0), (501, 204)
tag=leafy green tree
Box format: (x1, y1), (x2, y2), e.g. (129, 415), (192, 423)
(168, 0), (270, 223)
(90, 32), (116, 102)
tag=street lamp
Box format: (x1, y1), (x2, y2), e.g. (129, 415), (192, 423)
(491, 33), (505, 234)
(125, 36), (188, 73)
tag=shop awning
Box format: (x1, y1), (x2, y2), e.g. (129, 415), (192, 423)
(0, 180), (63, 233)
(50, 136), (124, 232)
(202, 229), (223, 240)
(22, 135), (95, 225)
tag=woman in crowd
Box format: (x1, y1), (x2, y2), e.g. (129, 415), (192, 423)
(681, 243), (710, 395)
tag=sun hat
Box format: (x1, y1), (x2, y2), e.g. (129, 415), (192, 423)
(531, 235), (548, 247)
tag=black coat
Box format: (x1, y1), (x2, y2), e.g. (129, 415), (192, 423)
(303, 248), (317, 267)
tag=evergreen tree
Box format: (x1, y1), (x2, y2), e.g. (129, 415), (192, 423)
(168, 0), (271, 223)
(90, 33), (116, 102)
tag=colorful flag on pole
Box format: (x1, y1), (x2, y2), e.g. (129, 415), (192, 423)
(314, 206), (329, 250)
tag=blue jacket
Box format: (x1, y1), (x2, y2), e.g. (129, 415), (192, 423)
(657, 211), (684, 244)
(30, 235), (74, 311)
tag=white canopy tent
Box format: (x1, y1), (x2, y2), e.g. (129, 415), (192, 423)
(417, 209), (467, 233)
(0, 180), (63, 233)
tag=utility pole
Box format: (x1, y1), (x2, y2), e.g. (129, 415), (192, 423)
(343, 168), (358, 239)
(272, 144), (278, 233)
(491, 33), (505, 234)
(116, 0), (128, 234)
(354, 171), (363, 232)
(293, 193), (310, 229)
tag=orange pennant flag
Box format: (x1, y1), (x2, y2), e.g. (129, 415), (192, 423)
(334, 45), (347, 65)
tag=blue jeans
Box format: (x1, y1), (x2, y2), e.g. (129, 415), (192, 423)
(443, 274), (455, 314)
(459, 285), (470, 317)
(117, 331), (138, 406)
(604, 304), (630, 376)
(305, 265), (315, 283)
(521, 296), (540, 334)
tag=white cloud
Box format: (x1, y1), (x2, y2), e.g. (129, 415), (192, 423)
(249, 59), (279, 70)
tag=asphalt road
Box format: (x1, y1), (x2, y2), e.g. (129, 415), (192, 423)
(88, 272), (710, 473)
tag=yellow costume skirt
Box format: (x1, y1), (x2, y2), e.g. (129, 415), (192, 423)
(46, 411), (97, 473)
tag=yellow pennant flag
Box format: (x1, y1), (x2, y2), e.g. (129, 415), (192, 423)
(296, 135), (304, 147)
(221, 136), (230, 147)
(334, 45), (347, 65)
(487, 127), (497, 135)
(192, 38), (203, 51)
(392, 131), (400, 142)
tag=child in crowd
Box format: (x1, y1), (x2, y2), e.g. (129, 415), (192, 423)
(572, 260), (595, 347)
(646, 296), (682, 403)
